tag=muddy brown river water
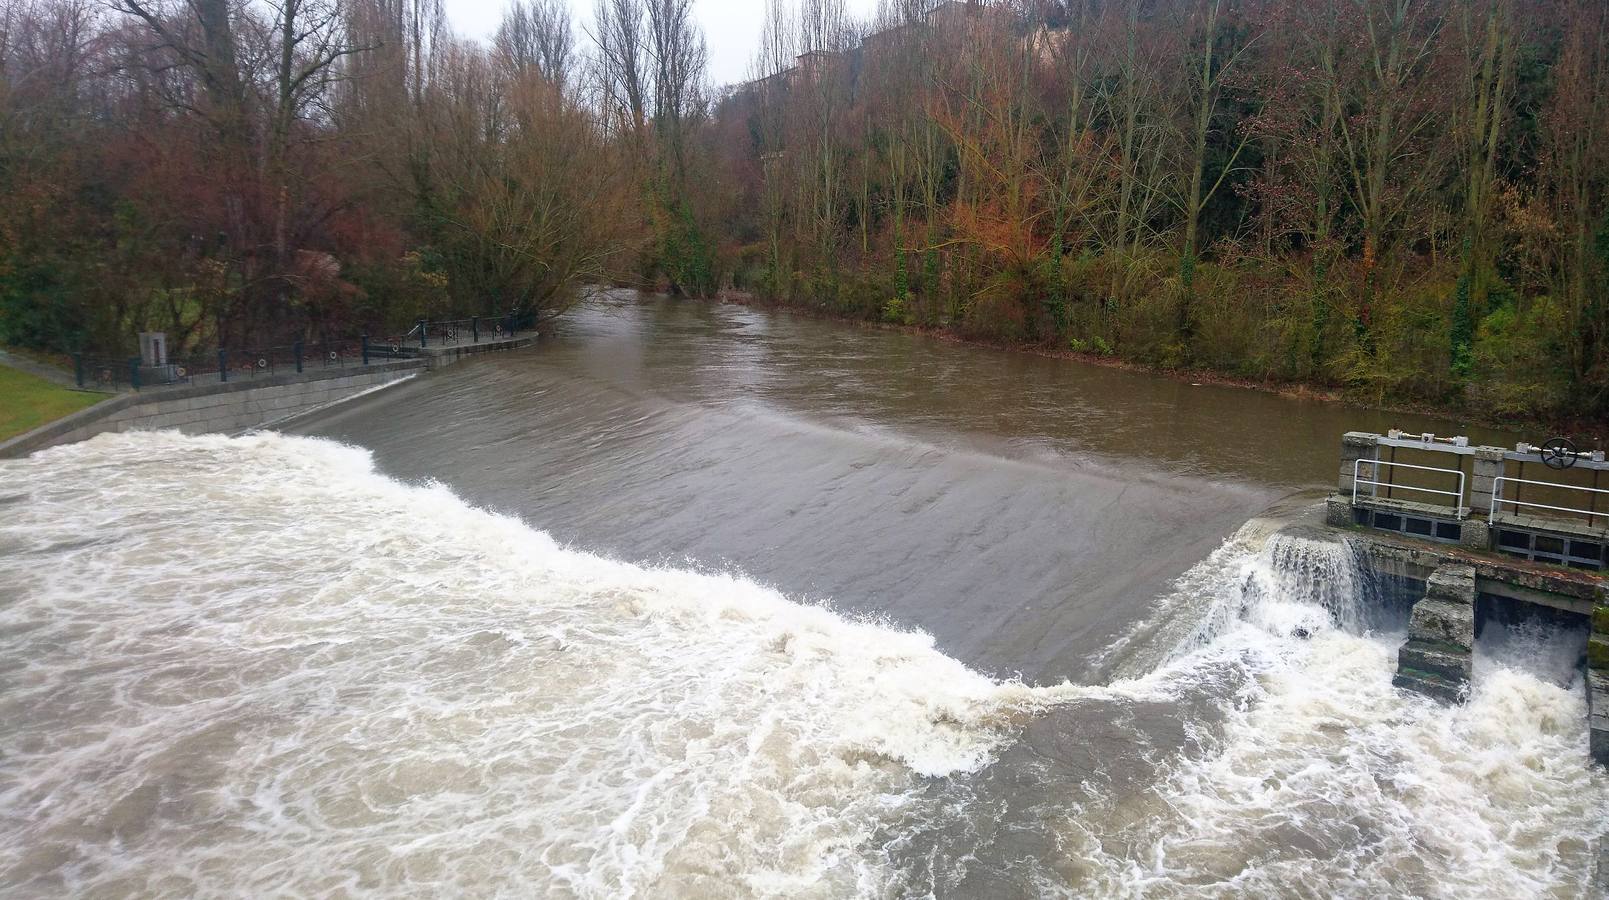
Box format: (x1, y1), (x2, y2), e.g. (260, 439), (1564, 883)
(301, 292), (1521, 684)
(1, 291), (1601, 897)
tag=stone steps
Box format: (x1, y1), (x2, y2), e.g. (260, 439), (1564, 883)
(1394, 563), (1475, 705)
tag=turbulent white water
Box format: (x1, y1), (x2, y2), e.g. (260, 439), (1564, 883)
(1, 432), (1605, 897)
(1051, 532), (1608, 898)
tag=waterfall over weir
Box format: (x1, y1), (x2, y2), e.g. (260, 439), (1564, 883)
(0, 432), (1604, 898)
(1260, 532), (1373, 631)
(1179, 530), (1373, 656)
(1097, 524), (1409, 681)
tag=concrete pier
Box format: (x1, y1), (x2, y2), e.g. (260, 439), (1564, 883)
(1393, 564), (1476, 704)
(1327, 430), (1608, 566)
(1323, 428), (1609, 758)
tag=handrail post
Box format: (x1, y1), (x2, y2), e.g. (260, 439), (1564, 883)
(361, 334), (370, 366)
(294, 340), (304, 374)
(472, 316), (479, 343)
(128, 358), (141, 391)
(218, 349), (228, 383)
(74, 353), (84, 388)
(419, 319), (428, 349)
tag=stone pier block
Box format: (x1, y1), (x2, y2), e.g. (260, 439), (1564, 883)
(1457, 518), (1489, 551)
(1325, 495), (1354, 528)
(1425, 564), (1476, 602)
(1393, 564), (1475, 704)
(1469, 447), (1506, 519)
(1338, 432), (1381, 496)
(1406, 597), (1472, 647)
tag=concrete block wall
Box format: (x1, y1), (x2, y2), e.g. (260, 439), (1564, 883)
(1337, 432), (1380, 497)
(1469, 446), (1506, 517)
(0, 360), (425, 458)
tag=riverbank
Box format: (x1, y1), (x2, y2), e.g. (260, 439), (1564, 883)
(0, 359), (426, 458)
(716, 290), (1608, 445)
(0, 364), (103, 442)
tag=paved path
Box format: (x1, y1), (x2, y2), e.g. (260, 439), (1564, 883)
(0, 349), (87, 390)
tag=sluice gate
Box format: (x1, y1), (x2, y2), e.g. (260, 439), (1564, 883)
(1323, 430), (1609, 766)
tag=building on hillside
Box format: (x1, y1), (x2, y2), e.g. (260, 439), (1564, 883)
(791, 49), (845, 87)
(736, 0), (1071, 99)
(924, 0), (986, 32)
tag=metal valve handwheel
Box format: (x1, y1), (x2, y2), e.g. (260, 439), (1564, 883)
(1539, 437), (1578, 470)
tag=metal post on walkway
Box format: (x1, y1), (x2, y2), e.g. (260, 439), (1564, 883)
(472, 317), (479, 343)
(506, 313), (514, 338)
(128, 358), (141, 391)
(361, 334), (370, 366)
(74, 354), (84, 388)
(294, 341), (304, 374)
(419, 319), (428, 349)
(219, 349), (228, 382)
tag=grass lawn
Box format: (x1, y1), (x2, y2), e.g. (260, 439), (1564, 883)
(0, 366), (105, 442)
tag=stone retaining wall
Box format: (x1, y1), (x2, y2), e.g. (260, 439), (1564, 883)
(0, 360), (425, 458)
(369, 334), (536, 369)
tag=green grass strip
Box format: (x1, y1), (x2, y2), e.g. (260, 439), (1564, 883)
(0, 365), (104, 442)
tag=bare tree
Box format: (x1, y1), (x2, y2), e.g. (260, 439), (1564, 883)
(645, 0), (706, 184)
(1336, 0), (1445, 332)
(591, 0), (648, 143)
(494, 0), (572, 88)
(1172, 0), (1259, 339)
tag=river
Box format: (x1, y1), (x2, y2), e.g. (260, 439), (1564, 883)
(0, 291), (1603, 896)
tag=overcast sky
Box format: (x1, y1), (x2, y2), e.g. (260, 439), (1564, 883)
(444, 0), (883, 88)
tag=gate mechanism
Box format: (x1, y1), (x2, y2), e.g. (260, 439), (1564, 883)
(1538, 437), (1580, 470)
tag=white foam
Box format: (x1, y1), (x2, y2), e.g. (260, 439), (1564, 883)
(1088, 632), (1607, 897)
(2, 432), (1604, 897)
(1058, 534), (1609, 897)
(0, 432), (1038, 896)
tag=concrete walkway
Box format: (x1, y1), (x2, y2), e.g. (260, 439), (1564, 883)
(0, 349), (86, 390)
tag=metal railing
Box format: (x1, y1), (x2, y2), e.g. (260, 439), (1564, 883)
(75, 355), (142, 390)
(1490, 476), (1609, 527)
(70, 310), (534, 390)
(371, 324), (422, 355)
(373, 315), (520, 350)
(75, 340), (373, 390)
(1353, 458), (1468, 518)
(419, 315), (518, 348)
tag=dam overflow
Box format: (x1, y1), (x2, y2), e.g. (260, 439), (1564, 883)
(1324, 430), (1609, 764)
(4, 298), (1605, 895)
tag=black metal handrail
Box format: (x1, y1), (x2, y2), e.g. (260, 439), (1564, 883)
(74, 355), (142, 390)
(75, 339), (372, 390)
(412, 315), (519, 348)
(71, 312), (531, 391)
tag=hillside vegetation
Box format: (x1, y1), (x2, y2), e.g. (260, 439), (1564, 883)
(2, 0), (1605, 425)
